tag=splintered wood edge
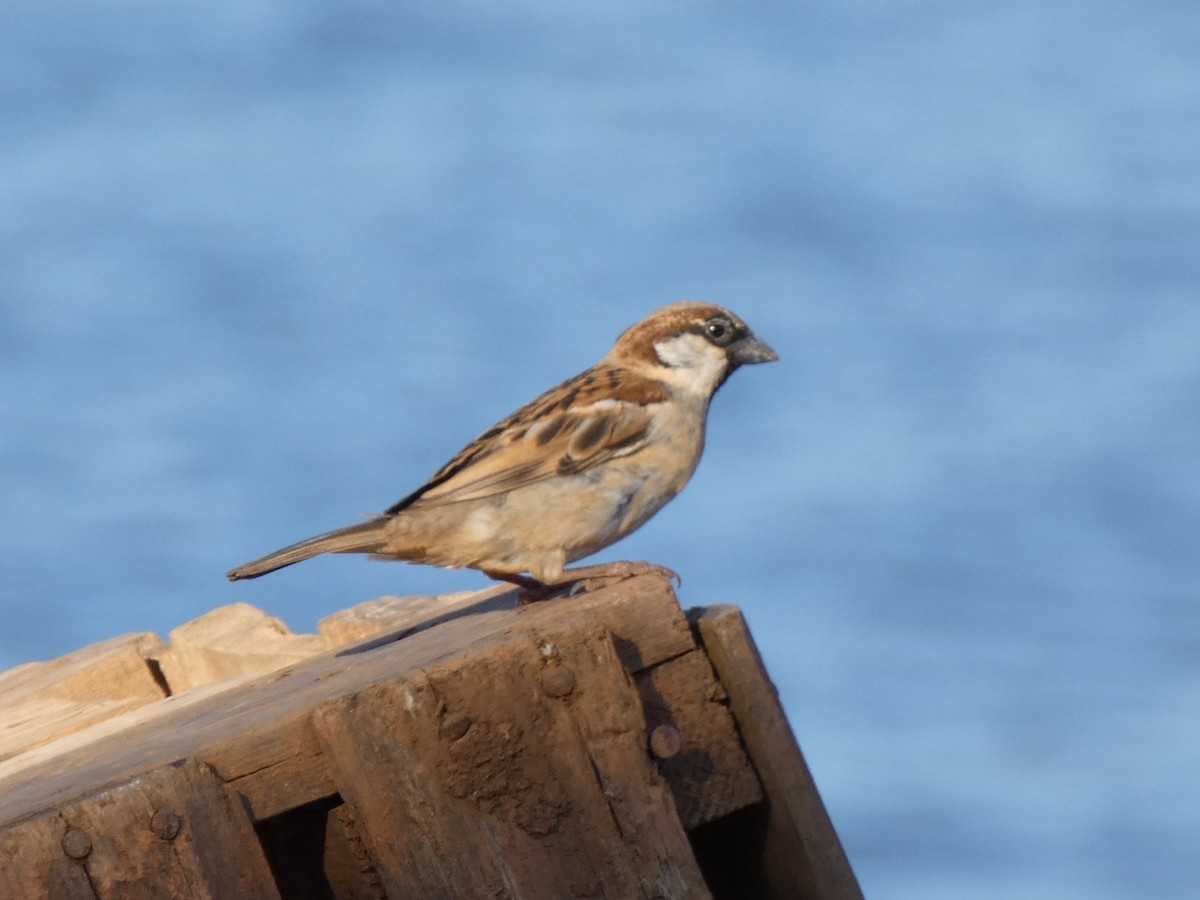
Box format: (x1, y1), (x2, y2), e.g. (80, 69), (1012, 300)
(0, 633), (169, 764)
(691, 605), (865, 900)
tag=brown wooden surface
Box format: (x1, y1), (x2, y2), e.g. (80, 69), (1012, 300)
(0, 632), (166, 763)
(0, 573), (690, 831)
(316, 585), (512, 646)
(694, 605), (865, 900)
(0, 577), (863, 899)
(313, 626), (710, 900)
(0, 588), (517, 769)
(154, 602), (328, 693)
(0, 814), (94, 900)
(635, 649), (764, 829)
(0, 758), (280, 900)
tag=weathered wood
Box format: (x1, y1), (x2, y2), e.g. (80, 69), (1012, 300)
(0, 632), (166, 762)
(317, 585), (512, 646)
(519, 572), (695, 672)
(0, 586), (517, 772)
(152, 602), (328, 693)
(202, 711), (336, 821)
(0, 578), (863, 899)
(557, 630), (712, 900)
(693, 605), (864, 900)
(635, 649), (764, 828)
(312, 625), (710, 900)
(0, 574), (690, 830)
(0, 758), (279, 900)
(324, 801), (388, 900)
(0, 814), (94, 899)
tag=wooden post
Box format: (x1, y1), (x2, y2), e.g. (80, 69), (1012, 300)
(694, 605), (865, 900)
(0, 576), (863, 899)
(313, 627), (709, 899)
(0, 759), (279, 900)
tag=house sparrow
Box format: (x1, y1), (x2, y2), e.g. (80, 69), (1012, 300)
(227, 302), (777, 592)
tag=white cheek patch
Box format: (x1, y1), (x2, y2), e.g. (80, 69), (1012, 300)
(654, 332), (708, 368)
(654, 332), (728, 394)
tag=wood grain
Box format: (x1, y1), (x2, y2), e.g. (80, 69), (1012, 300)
(694, 605), (864, 900)
(312, 625), (711, 899)
(0, 758), (279, 899)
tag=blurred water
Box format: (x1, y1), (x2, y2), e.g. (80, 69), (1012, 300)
(2, 2), (1198, 898)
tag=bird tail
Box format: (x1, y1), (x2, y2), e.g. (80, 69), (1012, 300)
(226, 517), (391, 581)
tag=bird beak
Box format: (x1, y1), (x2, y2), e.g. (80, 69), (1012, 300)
(730, 332), (779, 366)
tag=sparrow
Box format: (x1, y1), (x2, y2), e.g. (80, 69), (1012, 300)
(226, 302), (777, 592)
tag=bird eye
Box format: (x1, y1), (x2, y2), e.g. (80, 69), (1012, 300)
(705, 317), (733, 345)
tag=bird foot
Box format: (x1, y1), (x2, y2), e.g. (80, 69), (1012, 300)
(484, 571), (562, 605)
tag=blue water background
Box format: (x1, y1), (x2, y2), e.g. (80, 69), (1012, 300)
(2, 3), (1198, 897)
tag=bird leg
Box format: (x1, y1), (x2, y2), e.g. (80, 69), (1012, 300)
(484, 571), (561, 605)
(487, 571), (543, 591)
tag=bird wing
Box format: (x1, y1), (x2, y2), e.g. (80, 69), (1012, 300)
(386, 366), (669, 513)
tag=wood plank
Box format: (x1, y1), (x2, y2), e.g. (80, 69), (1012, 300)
(0, 758), (280, 900)
(324, 801), (388, 900)
(635, 649), (764, 829)
(517, 571), (695, 672)
(152, 603), (327, 693)
(311, 625), (711, 899)
(0, 632), (167, 762)
(558, 628), (713, 899)
(202, 712), (336, 821)
(317, 585), (512, 647)
(0, 574), (690, 831)
(693, 606), (864, 900)
(0, 814), (95, 900)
